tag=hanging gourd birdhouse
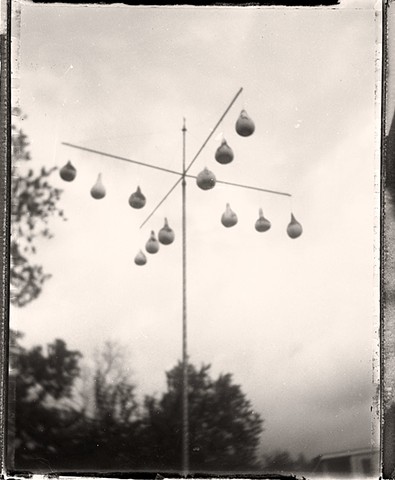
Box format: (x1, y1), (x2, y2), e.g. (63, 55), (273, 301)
(129, 186), (146, 209)
(287, 213), (303, 239)
(146, 230), (160, 254)
(134, 250), (147, 266)
(235, 109), (255, 137)
(215, 139), (234, 165)
(60, 161), (77, 182)
(90, 173), (106, 199)
(221, 203), (238, 228)
(158, 218), (175, 245)
(196, 167), (216, 191)
(255, 208), (271, 232)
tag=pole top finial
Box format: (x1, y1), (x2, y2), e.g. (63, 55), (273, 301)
(182, 117), (187, 132)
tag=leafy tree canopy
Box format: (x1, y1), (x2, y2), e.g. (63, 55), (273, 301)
(11, 122), (64, 307)
(141, 362), (264, 473)
(9, 334), (83, 470)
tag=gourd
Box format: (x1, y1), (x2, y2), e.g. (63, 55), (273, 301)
(221, 203), (238, 228)
(129, 186), (146, 209)
(90, 173), (106, 199)
(145, 230), (160, 254)
(59, 161), (77, 182)
(287, 213), (303, 239)
(134, 250), (147, 266)
(255, 208), (271, 232)
(196, 167), (216, 190)
(235, 109), (255, 137)
(215, 139), (234, 165)
(158, 218), (175, 245)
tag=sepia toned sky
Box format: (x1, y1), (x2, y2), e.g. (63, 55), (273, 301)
(11, 2), (380, 460)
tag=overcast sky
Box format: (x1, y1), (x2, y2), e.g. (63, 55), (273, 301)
(11, 2), (380, 461)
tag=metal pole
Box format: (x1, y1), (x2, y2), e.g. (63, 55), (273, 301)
(181, 118), (189, 477)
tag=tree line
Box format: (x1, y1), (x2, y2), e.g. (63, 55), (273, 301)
(8, 334), (317, 475)
(9, 334), (268, 474)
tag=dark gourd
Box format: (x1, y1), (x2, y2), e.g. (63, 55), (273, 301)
(255, 208), (271, 232)
(287, 213), (303, 239)
(215, 139), (234, 165)
(235, 109), (255, 137)
(158, 218), (175, 245)
(60, 161), (77, 182)
(196, 167), (216, 191)
(129, 186), (146, 209)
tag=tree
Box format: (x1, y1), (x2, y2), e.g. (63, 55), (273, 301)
(79, 341), (142, 470)
(139, 362), (264, 473)
(10, 334), (84, 471)
(92, 341), (138, 425)
(10, 122), (64, 307)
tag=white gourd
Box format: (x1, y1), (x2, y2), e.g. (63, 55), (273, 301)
(90, 173), (106, 199)
(146, 231), (160, 254)
(134, 250), (147, 266)
(221, 203), (238, 228)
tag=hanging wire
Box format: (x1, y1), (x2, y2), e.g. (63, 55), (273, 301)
(208, 178), (291, 197)
(60, 142), (292, 199)
(241, 87), (246, 111)
(289, 194), (294, 212)
(61, 142), (184, 177)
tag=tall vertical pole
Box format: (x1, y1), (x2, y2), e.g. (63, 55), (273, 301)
(181, 118), (189, 477)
